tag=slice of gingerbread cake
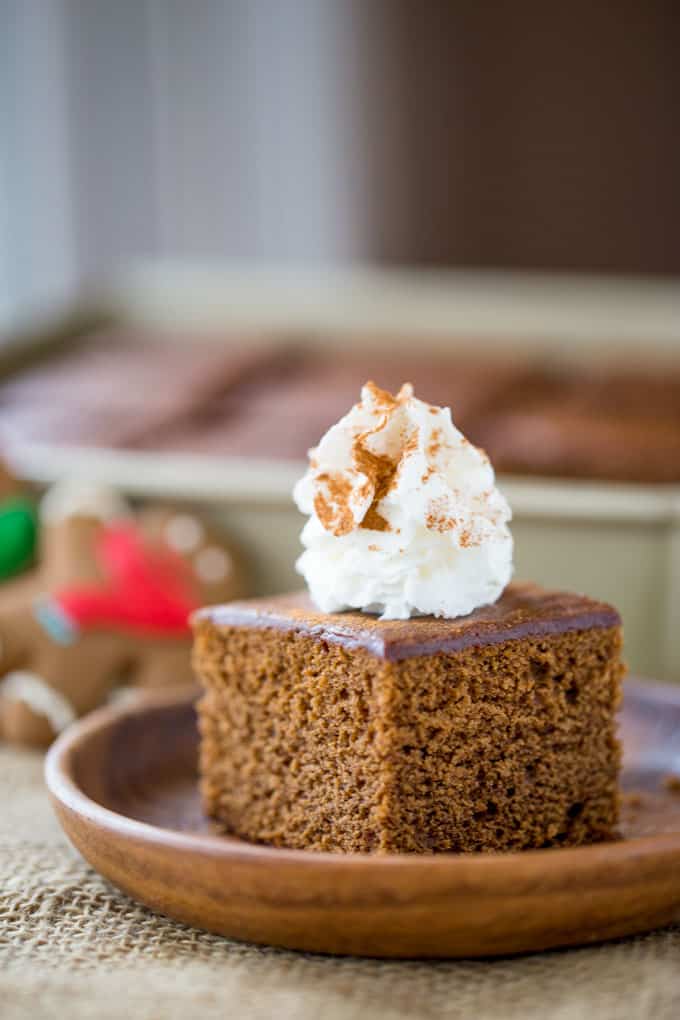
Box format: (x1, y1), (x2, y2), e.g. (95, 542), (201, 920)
(193, 381), (624, 853)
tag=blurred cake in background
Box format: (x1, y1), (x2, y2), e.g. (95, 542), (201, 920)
(3, 327), (680, 483)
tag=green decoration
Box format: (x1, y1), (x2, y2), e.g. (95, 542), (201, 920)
(0, 498), (38, 581)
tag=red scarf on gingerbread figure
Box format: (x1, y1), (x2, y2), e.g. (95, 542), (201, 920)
(56, 524), (198, 636)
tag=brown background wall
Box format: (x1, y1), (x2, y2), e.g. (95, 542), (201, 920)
(362, 1), (680, 274)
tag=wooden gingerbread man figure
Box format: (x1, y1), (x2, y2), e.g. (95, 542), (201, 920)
(0, 480), (244, 746)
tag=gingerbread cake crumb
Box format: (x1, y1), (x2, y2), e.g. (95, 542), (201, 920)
(193, 583), (624, 854)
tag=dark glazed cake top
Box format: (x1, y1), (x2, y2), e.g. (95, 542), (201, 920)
(196, 582), (620, 661)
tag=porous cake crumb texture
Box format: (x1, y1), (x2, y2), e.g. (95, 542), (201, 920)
(195, 619), (624, 853)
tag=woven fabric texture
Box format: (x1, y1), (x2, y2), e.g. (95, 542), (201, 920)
(1, 742), (680, 1020)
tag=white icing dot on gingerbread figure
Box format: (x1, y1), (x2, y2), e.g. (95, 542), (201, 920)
(194, 547), (231, 584)
(41, 480), (131, 525)
(1, 670), (76, 733)
(164, 514), (205, 554)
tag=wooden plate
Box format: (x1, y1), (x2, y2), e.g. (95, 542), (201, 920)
(45, 679), (680, 958)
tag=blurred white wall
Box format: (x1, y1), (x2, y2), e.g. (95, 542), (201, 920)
(1, 0), (372, 327)
(1, 0), (77, 323)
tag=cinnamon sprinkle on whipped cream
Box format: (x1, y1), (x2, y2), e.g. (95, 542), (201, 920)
(293, 381), (513, 620)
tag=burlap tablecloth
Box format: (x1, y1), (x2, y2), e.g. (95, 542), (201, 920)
(2, 742), (679, 1020)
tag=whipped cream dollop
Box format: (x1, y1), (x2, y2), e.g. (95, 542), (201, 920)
(293, 381), (513, 620)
